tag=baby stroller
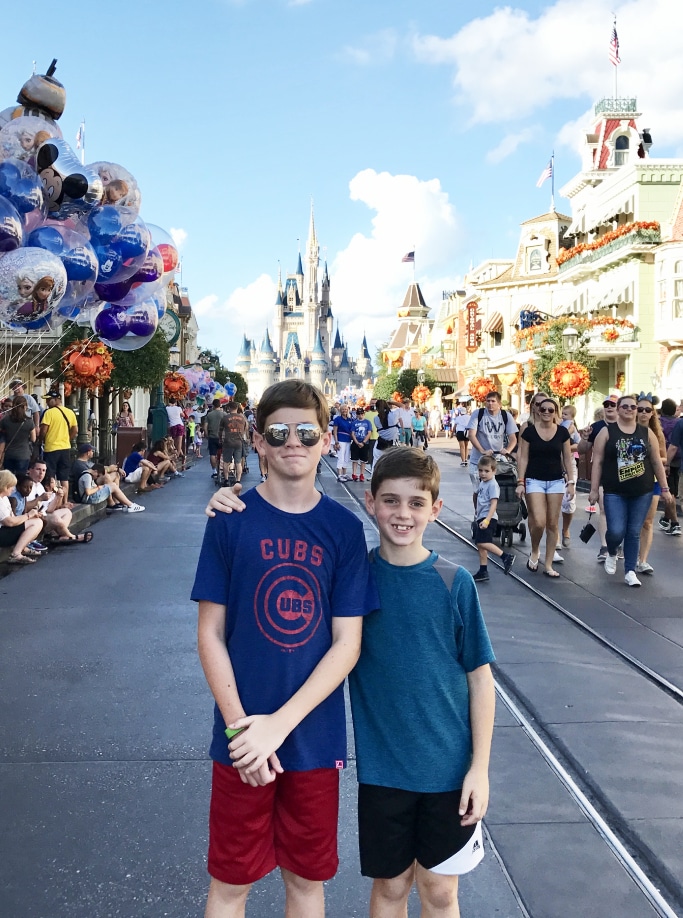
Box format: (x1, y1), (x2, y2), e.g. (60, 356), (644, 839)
(493, 452), (526, 547)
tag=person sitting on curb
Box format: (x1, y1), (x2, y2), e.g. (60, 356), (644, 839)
(122, 441), (163, 493)
(72, 443), (145, 513)
(0, 469), (45, 564)
(14, 472), (92, 545)
(147, 439), (181, 479)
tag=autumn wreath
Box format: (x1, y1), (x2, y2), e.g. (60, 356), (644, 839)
(61, 339), (114, 393)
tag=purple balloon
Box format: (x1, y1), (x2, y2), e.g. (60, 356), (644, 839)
(94, 303), (128, 340)
(94, 278), (133, 302)
(131, 245), (163, 284)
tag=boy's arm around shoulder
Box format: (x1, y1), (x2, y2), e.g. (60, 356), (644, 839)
(459, 663), (495, 825)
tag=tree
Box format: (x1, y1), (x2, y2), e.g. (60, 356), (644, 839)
(109, 331), (170, 391)
(530, 323), (596, 397)
(394, 369), (437, 400)
(372, 372), (399, 400)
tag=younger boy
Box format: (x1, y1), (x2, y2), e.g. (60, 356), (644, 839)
(350, 447), (496, 917)
(192, 380), (378, 918)
(472, 456), (515, 582)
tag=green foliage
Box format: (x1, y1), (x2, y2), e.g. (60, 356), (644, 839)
(374, 343), (388, 377)
(530, 322), (596, 397)
(109, 331), (170, 390)
(394, 369), (437, 399)
(372, 372), (399, 400)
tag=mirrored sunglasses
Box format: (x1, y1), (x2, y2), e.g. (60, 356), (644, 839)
(263, 423), (322, 447)
(620, 404), (637, 410)
(538, 406), (556, 414)
(603, 401), (617, 408)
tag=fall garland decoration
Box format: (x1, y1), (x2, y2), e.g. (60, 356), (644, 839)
(61, 339), (114, 393)
(411, 384), (431, 405)
(164, 371), (190, 401)
(556, 221), (660, 266)
(549, 361), (591, 399)
(513, 316), (634, 348)
(601, 328), (620, 342)
(468, 376), (495, 402)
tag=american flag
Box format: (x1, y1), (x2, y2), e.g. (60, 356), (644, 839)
(536, 158), (553, 188)
(402, 251), (415, 263)
(75, 124), (83, 149)
(609, 25), (621, 66)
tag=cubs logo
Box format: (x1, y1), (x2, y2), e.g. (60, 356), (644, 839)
(254, 563), (323, 649)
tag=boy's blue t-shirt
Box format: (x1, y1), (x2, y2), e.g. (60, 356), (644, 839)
(349, 549), (495, 793)
(123, 452), (143, 475)
(352, 418), (372, 442)
(191, 488), (379, 771)
(332, 414), (354, 442)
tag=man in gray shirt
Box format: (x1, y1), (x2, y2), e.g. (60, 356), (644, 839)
(467, 391), (518, 506)
(203, 399), (225, 478)
(9, 379), (40, 431)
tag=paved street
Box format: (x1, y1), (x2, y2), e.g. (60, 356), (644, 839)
(1, 444), (682, 917)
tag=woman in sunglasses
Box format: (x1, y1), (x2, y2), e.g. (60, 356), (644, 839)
(516, 398), (575, 577)
(634, 393), (667, 575)
(589, 394), (673, 587)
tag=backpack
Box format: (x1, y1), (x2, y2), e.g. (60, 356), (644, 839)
(660, 415), (681, 466)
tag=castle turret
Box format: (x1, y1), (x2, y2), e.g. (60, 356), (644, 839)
(259, 328), (277, 392)
(356, 333), (371, 379)
(235, 334), (252, 377)
(309, 329), (327, 391)
(303, 201), (319, 356)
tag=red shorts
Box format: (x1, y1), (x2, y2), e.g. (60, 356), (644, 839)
(208, 762), (340, 885)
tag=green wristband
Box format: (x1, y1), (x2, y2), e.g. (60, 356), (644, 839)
(225, 726), (246, 740)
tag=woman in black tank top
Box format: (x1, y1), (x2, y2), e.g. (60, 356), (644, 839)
(589, 395), (672, 586)
(516, 398), (574, 577)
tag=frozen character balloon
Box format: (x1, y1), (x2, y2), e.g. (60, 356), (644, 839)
(89, 161), (140, 213)
(0, 247), (66, 328)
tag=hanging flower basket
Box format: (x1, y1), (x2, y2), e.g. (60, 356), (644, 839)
(411, 384), (431, 405)
(164, 371), (190, 400)
(61, 339), (114, 393)
(468, 376), (495, 402)
(601, 328), (620, 343)
(549, 361), (591, 399)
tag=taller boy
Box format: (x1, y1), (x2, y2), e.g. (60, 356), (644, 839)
(191, 380), (378, 918)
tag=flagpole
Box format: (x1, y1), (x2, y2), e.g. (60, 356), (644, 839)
(413, 245), (416, 284)
(550, 152), (555, 213)
(614, 18), (618, 97)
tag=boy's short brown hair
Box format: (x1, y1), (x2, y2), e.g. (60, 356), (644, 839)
(370, 447), (440, 501)
(478, 455), (497, 472)
(255, 380), (329, 433)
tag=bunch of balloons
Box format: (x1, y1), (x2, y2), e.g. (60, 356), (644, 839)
(0, 61), (179, 349)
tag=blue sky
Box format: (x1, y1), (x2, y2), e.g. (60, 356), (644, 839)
(3, 0), (682, 366)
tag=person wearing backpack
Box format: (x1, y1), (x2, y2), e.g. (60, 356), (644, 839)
(466, 392), (518, 509)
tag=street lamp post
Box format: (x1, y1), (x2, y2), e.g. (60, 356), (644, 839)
(417, 368), (425, 385)
(562, 325), (579, 355)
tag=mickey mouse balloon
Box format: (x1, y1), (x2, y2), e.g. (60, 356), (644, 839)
(35, 138), (103, 219)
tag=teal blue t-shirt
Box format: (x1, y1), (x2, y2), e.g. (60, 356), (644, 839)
(349, 549), (495, 793)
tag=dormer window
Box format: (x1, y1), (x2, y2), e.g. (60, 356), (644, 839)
(614, 134), (629, 166)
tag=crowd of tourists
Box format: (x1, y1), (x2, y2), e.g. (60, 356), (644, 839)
(0, 378), (190, 567)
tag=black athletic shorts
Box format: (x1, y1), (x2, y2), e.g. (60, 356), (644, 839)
(456, 431), (467, 442)
(472, 518), (498, 543)
(358, 784), (479, 878)
(350, 442), (371, 462)
(207, 436), (221, 457)
(44, 449), (72, 483)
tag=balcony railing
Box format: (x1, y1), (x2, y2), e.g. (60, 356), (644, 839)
(595, 97), (637, 115)
(558, 228), (660, 273)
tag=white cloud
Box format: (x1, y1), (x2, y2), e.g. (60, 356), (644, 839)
(196, 171), (463, 367)
(412, 0), (683, 150)
(169, 227), (188, 250)
(340, 29), (398, 66)
(195, 274), (277, 359)
(486, 128), (538, 164)
(330, 169), (461, 353)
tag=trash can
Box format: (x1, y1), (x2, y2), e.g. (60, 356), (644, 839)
(116, 426), (146, 464)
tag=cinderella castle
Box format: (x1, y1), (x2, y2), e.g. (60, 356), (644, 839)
(235, 206), (372, 401)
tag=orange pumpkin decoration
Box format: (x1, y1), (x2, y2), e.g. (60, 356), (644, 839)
(61, 339), (114, 394)
(468, 376), (495, 403)
(549, 361), (591, 398)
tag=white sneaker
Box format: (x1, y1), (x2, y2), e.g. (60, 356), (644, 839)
(616, 546), (624, 560)
(625, 571), (641, 587)
(553, 551), (564, 563)
(604, 554), (617, 575)
(125, 503), (145, 513)
(635, 561), (654, 575)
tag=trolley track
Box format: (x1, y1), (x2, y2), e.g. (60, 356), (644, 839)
(321, 457), (683, 917)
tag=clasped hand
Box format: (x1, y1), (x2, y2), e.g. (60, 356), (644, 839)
(227, 713), (286, 786)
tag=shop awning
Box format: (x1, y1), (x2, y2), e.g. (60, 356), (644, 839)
(484, 311), (504, 333)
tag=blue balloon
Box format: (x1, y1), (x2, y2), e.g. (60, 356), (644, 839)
(0, 159), (45, 218)
(0, 196), (24, 252)
(94, 243), (123, 281)
(27, 225), (65, 254)
(88, 205), (122, 243)
(226, 382), (237, 397)
(117, 221), (148, 260)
